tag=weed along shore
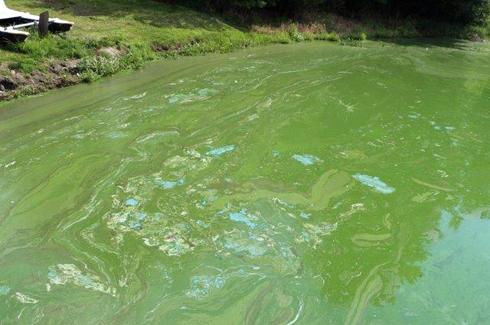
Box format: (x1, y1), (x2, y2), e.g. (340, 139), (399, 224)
(1, 0), (489, 101)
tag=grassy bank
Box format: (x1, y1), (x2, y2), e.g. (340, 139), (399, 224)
(0, 0), (286, 99)
(0, 0), (488, 101)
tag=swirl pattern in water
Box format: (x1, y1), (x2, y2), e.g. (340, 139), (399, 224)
(0, 41), (490, 324)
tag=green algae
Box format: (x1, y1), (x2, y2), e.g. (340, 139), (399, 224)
(0, 41), (489, 323)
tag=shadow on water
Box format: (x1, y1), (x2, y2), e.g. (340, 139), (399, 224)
(378, 37), (477, 51)
(311, 198), (486, 323)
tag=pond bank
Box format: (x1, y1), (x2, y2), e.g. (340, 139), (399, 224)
(0, 0), (488, 102)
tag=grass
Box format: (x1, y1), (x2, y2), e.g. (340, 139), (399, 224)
(0, 0), (488, 99)
(0, 0), (291, 72)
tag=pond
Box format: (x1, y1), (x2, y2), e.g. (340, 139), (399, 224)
(0, 41), (489, 324)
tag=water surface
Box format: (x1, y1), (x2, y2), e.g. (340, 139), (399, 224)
(1, 41), (490, 324)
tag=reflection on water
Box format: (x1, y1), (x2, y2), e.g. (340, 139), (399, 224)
(0, 41), (489, 324)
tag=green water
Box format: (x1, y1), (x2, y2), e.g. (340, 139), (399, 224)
(1, 41), (490, 324)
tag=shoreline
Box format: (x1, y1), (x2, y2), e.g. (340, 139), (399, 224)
(1, 36), (488, 104)
(0, 0), (488, 103)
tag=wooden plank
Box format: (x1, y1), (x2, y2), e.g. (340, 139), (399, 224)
(38, 11), (49, 37)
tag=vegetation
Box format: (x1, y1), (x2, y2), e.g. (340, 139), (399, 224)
(0, 0), (292, 98)
(191, 0), (490, 24)
(0, 0), (488, 100)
